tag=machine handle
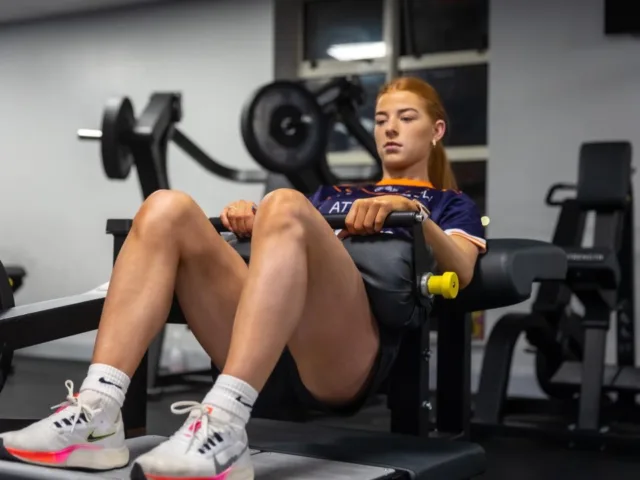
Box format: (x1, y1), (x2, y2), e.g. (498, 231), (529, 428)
(210, 212), (424, 232)
(545, 183), (577, 206)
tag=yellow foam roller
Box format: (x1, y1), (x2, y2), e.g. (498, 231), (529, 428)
(427, 272), (459, 299)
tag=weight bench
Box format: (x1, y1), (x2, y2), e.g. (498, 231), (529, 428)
(0, 214), (567, 479)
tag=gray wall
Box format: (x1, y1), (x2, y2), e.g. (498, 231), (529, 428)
(482, 0), (640, 393)
(0, 0), (273, 363)
(0, 0), (163, 24)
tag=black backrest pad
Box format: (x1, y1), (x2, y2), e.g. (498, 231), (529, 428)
(576, 141), (632, 210)
(453, 240), (567, 312)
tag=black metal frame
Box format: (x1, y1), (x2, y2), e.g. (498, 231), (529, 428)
(0, 291), (107, 433)
(473, 142), (639, 450)
(0, 263), (14, 313)
(3, 266), (26, 293)
(0, 263), (17, 392)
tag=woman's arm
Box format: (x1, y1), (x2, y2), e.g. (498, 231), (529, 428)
(342, 194), (483, 288)
(419, 218), (479, 289)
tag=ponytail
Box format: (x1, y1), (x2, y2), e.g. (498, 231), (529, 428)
(428, 142), (458, 190)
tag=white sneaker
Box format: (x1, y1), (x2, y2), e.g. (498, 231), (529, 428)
(0, 380), (129, 470)
(131, 401), (253, 480)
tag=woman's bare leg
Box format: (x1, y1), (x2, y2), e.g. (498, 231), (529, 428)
(224, 189), (379, 404)
(92, 189), (248, 376)
(93, 187), (378, 406)
(0, 189), (253, 473)
(96, 190), (379, 480)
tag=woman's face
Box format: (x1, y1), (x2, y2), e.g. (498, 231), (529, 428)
(374, 90), (445, 175)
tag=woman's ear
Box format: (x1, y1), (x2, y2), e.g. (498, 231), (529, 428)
(433, 119), (446, 143)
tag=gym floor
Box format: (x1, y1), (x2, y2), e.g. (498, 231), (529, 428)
(2, 356), (640, 479)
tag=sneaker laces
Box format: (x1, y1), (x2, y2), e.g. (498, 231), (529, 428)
(49, 380), (99, 435)
(170, 401), (228, 454)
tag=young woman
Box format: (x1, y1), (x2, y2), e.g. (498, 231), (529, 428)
(0, 77), (486, 480)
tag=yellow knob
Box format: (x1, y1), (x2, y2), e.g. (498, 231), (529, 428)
(427, 272), (459, 299)
(7, 278), (13, 288)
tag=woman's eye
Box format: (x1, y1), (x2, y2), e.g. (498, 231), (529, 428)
(401, 117), (415, 122)
(375, 119), (386, 126)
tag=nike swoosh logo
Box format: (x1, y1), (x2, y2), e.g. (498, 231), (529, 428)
(99, 377), (122, 390)
(235, 396), (253, 409)
(87, 430), (116, 442)
(214, 445), (248, 472)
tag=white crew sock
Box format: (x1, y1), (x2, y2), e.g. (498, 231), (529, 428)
(79, 363), (130, 414)
(202, 374), (258, 425)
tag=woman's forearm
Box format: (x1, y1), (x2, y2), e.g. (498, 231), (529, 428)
(420, 219), (476, 288)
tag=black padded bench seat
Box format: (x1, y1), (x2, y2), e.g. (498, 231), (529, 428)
(456, 238), (567, 312)
(0, 420), (483, 480)
(247, 419), (485, 480)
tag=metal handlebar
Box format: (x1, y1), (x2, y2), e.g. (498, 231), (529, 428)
(209, 211), (424, 232)
(545, 183), (577, 206)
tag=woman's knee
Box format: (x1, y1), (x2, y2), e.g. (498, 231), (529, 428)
(254, 189), (311, 237)
(255, 188), (312, 232)
(132, 190), (200, 239)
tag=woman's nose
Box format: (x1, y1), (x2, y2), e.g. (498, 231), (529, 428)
(385, 118), (399, 136)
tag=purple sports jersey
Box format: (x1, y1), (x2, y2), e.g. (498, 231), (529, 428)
(308, 179), (486, 252)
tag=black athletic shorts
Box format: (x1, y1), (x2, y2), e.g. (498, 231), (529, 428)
(230, 234), (427, 416)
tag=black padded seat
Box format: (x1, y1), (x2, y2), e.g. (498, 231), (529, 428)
(247, 418), (485, 480)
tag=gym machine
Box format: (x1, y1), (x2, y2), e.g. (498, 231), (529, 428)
(0, 220), (567, 479)
(0, 78), (570, 479)
(77, 78), (383, 398)
(473, 141), (640, 450)
(77, 93), (265, 198)
(77, 77), (381, 199)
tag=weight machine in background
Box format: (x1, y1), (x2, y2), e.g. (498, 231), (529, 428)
(77, 77), (382, 198)
(77, 77), (387, 397)
(474, 142), (640, 450)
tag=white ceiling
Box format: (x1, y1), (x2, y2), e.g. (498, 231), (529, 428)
(0, 0), (165, 23)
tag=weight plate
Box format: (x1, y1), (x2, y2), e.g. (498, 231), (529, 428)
(101, 97), (135, 180)
(241, 81), (327, 175)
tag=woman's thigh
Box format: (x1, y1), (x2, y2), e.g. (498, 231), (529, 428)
(284, 196), (381, 406)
